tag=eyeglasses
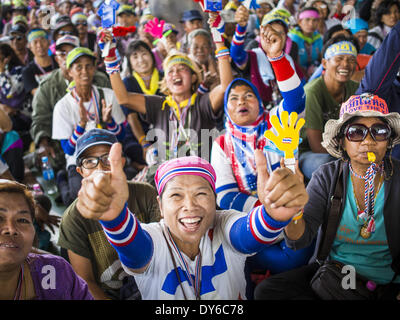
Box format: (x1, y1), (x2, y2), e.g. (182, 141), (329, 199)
(79, 153), (110, 169)
(345, 123), (392, 142)
(58, 31), (74, 36)
(10, 35), (24, 41)
(55, 50), (68, 57)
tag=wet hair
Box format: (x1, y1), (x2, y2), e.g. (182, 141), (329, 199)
(125, 40), (156, 75)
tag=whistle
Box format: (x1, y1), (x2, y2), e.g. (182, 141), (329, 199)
(367, 152), (376, 162)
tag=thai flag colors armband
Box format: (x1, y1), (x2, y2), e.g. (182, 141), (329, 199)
(268, 54), (301, 92)
(269, 54), (305, 114)
(99, 203), (153, 269)
(230, 205), (291, 254)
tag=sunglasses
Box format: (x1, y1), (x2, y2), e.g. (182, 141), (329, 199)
(10, 35), (24, 41)
(345, 123), (392, 142)
(58, 31), (74, 36)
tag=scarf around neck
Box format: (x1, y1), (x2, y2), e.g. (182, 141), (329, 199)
(223, 78), (270, 194)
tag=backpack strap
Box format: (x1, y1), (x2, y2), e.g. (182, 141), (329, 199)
(316, 161), (344, 264)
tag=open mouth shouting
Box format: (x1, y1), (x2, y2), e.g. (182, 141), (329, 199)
(178, 216), (203, 232)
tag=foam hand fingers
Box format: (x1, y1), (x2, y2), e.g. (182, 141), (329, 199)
(295, 117), (305, 134)
(269, 114), (284, 135)
(264, 129), (280, 146)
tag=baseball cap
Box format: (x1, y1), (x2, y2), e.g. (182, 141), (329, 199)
(76, 129), (118, 161)
(117, 4), (136, 16)
(71, 12), (88, 25)
(9, 23), (27, 35)
(66, 47), (96, 69)
(180, 9), (203, 23)
(162, 23), (179, 36)
(55, 34), (80, 50)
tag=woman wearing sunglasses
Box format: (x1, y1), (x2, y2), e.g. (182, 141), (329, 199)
(255, 93), (400, 300)
(71, 12), (97, 53)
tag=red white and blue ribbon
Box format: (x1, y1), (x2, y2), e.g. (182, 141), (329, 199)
(349, 162), (384, 234)
(166, 227), (202, 299)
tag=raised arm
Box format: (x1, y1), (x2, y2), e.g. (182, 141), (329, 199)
(207, 12), (234, 113)
(98, 30), (146, 114)
(230, 5), (250, 70)
(260, 24), (305, 115)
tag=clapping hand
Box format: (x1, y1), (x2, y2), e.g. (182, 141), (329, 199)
(101, 99), (113, 124)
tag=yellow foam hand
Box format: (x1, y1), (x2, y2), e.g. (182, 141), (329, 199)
(264, 111), (305, 159)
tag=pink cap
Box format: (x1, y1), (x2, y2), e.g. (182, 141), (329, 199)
(340, 93), (389, 118)
(154, 156), (216, 195)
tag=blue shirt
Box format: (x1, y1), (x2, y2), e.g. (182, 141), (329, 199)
(330, 172), (400, 284)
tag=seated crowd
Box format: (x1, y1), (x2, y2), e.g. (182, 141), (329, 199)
(0, 0), (399, 301)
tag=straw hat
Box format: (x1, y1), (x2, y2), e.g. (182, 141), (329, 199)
(321, 93), (400, 158)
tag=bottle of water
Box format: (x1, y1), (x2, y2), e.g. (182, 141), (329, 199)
(41, 156), (57, 195)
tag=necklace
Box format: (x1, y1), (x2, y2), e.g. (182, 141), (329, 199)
(349, 162), (384, 239)
(166, 227), (202, 299)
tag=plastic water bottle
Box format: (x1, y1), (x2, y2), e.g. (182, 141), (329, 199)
(41, 156), (57, 195)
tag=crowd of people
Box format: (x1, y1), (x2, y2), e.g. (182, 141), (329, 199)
(0, 0), (399, 301)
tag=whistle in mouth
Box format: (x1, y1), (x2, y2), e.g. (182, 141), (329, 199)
(367, 152), (376, 162)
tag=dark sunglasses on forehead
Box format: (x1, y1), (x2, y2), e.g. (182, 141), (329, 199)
(345, 123), (392, 142)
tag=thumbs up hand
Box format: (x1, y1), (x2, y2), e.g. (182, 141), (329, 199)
(77, 143), (129, 221)
(255, 149), (308, 222)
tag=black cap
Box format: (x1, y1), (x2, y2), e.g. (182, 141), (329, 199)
(9, 23), (27, 35)
(180, 9), (203, 23)
(75, 129), (117, 163)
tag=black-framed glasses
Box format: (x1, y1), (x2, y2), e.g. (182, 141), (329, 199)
(345, 123), (392, 142)
(79, 153), (110, 169)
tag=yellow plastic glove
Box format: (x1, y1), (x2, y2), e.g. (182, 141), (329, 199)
(264, 111), (305, 159)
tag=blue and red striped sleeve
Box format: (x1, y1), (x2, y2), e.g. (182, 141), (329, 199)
(230, 24), (248, 67)
(269, 54), (305, 115)
(61, 124), (85, 155)
(99, 203), (153, 269)
(229, 205), (291, 254)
